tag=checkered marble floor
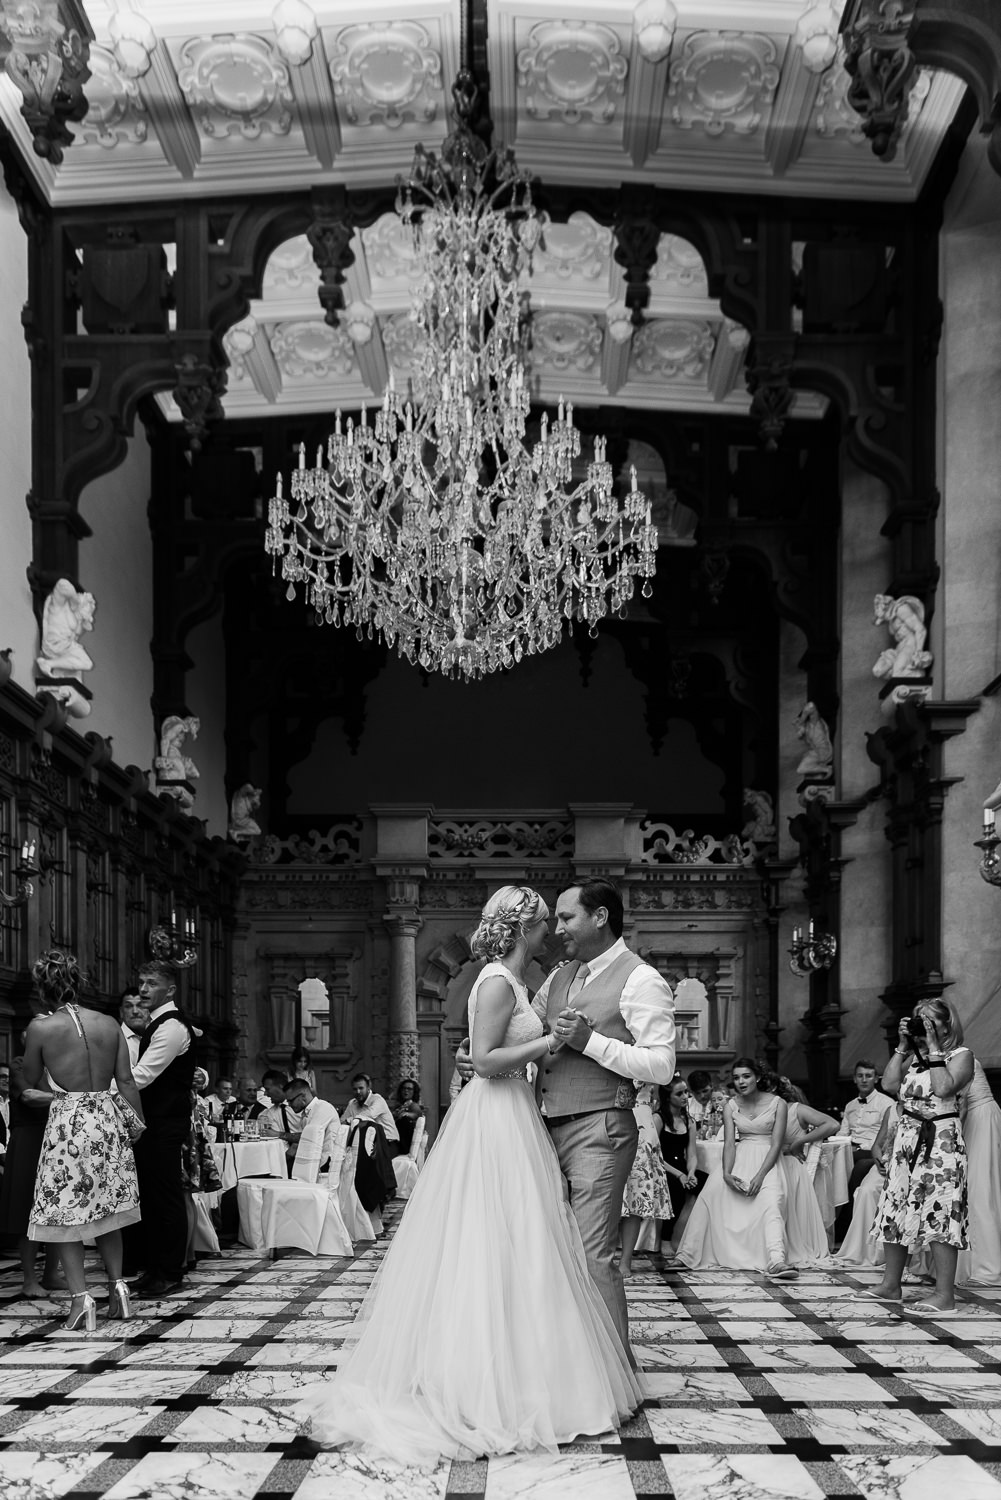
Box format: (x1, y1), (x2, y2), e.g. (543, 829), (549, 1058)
(5, 1222), (1001, 1500)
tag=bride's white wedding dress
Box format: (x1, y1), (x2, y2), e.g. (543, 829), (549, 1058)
(298, 960), (642, 1463)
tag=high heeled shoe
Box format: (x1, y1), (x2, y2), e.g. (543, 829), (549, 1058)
(64, 1293), (97, 1333)
(106, 1279), (133, 1322)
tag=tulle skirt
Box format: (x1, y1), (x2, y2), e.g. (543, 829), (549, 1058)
(676, 1138), (829, 1271)
(298, 1074), (642, 1464)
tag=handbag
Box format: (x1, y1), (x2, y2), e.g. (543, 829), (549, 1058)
(113, 1094), (145, 1144)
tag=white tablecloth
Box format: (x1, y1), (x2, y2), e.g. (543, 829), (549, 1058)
(236, 1177), (353, 1257)
(211, 1139), (287, 1192)
(696, 1136), (853, 1224)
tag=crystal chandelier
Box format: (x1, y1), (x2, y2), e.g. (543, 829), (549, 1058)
(265, 72), (658, 681)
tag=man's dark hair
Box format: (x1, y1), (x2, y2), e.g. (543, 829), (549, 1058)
(686, 1069), (713, 1091)
(119, 986), (141, 1003)
(352, 1072), (371, 1086)
(854, 1059), (877, 1073)
(262, 1070), (285, 1088)
(559, 878), (624, 938)
(216, 1076), (233, 1090)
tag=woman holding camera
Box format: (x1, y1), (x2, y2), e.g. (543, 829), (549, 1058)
(866, 999), (972, 1313)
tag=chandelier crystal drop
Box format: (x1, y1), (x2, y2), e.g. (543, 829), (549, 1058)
(264, 71), (658, 681)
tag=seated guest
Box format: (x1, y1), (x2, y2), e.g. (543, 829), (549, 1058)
(283, 1078), (339, 1179)
(678, 1056), (820, 1280)
(207, 1077), (235, 1124)
(834, 1060), (893, 1242)
(343, 1073), (399, 1148)
(344, 1075), (397, 1233)
(392, 1078), (425, 1156)
(234, 1075), (266, 1122)
(685, 1069), (728, 1141)
(258, 1070), (304, 1170)
(780, 1086), (840, 1238)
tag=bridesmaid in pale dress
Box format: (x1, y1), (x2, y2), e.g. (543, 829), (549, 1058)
(956, 1045), (1001, 1285)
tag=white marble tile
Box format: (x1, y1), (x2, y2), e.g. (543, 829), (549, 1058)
(719, 1322), (820, 1343)
(737, 1343), (853, 1370)
(118, 1342), (240, 1367)
(944, 1408), (1001, 1443)
(674, 1282), (772, 1298)
(837, 1453), (1001, 1500)
(0, 1320), (45, 1338)
(646, 1407), (783, 1446)
(641, 1370), (748, 1402)
(212, 1370), (332, 1401)
(859, 1344), (980, 1369)
(297, 1300), (360, 1319)
(101, 1451), (280, 1500)
(0, 1368), (75, 1397)
(316, 1284), (367, 1302)
(0, 1451), (113, 1500)
(69, 1370), (204, 1400)
(245, 1342), (344, 1367)
(634, 1344), (727, 1369)
(0, 1341), (120, 1365)
(765, 1371), (895, 1402)
(273, 1321), (354, 1341)
(797, 1406), (947, 1446)
(14, 1404), (165, 1444)
(291, 1450), (450, 1500)
(899, 1372), (1001, 1403)
(158, 1319), (267, 1340)
(243, 1271), (322, 1283)
(198, 1299), (290, 1319)
(49, 1318), (163, 1339)
(661, 1453), (825, 1500)
(830, 1320), (933, 1342)
(783, 1283), (867, 1301)
(485, 1452), (634, 1500)
(0, 1298), (65, 1318)
(700, 1300), (795, 1320)
(629, 1318), (702, 1342)
(167, 1405), (302, 1445)
(933, 1319), (1001, 1339)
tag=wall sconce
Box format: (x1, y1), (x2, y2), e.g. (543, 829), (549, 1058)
(789, 918), (837, 977)
(148, 909), (199, 969)
(977, 809), (1001, 888)
(1, 839), (39, 909)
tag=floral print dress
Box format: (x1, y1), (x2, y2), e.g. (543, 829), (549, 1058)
(872, 1054), (969, 1251)
(622, 1082), (673, 1220)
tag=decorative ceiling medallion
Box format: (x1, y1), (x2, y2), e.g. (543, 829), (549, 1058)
(79, 44), (147, 149)
(223, 316), (257, 380)
(668, 31), (779, 137)
(650, 234), (708, 295)
(381, 310), (426, 371)
(529, 311), (603, 373)
(329, 22), (442, 129)
(176, 33), (293, 140)
(263, 236), (318, 295)
(361, 212), (421, 283)
(533, 213), (613, 282)
(631, 319), (715, 379)
(517, 21), (628, 125)
(270, 320), (355, 379)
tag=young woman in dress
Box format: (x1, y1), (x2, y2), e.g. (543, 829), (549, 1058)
(867, 999), (972, 1313)
(22, 951), (145, 1330)
(676, 1056), (799, 1279)
(298, 886), (641, 1463)
(779, 1085), (839, 1255)
(618, 1080), (672, 1277)
(658, 1075), (699, 1259)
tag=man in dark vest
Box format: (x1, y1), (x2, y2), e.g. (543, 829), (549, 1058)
(536, 879), (675, 1359)
(128, 959), (196, 1297)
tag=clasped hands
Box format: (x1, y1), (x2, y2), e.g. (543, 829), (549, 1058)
(724, 1172), (763, 1198)
(453, 1007), (592, 1080)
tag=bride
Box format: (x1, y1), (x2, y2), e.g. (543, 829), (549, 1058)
(299, 885), (641, 1463)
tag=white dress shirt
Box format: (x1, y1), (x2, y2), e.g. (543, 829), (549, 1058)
(0, 1092), (9, 1155)
(292, 1097), (342, 1181)
(343, 1091), (400, 1143)
(532, 937), (676, 1086)
(120, 1022), (142, 1070)
(131, 1001), (191, 1090)
(258, 1101), (304, 1142)
(842, 1088), (893, 1150)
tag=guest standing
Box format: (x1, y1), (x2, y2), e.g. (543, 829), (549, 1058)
(618, 1081), (672, 1278)
(128, 959), (197, 1298)
(659, 1075), (700, 1256)
(955, 1046), (1001, 1285)
(22, 950), (144, 1330)
(118, 988), (148, 1071)
(868, 999), (971, 1313)
(287, 1046), (318, 1095)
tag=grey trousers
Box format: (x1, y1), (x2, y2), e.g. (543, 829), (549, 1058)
(548, 1108), (639, 1360)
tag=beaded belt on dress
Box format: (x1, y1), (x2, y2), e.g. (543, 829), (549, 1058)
(492, 1069), (526, 1079)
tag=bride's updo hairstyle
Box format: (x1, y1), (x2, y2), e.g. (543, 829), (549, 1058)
(470, 886), (549, 961)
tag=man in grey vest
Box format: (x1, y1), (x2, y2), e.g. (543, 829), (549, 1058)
(535, 879), (675, 1358)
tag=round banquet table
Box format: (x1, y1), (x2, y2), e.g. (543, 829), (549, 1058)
(210, 1139), (288, 1192)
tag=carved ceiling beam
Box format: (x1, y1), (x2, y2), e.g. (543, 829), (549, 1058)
(136, 38), (200, 178)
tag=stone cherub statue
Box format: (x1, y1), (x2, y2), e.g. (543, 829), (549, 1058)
(794, 701), (834, 778)
(35, 579), (97, 718)
(873, 593), (934, 680)
(741, 788), (776, 843)
(228, 783), (262, 842)
(154, 715), (200, 812)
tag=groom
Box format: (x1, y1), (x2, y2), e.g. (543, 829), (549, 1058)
(458, 878), (675, 1358)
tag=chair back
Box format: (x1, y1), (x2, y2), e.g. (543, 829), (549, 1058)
(409, 1115), (426, 1163)
(323, 1123), (348, 1193)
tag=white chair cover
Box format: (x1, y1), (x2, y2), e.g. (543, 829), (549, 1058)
(338, 1128), (376, 1241)
(237, 1124), (354, 1256)
(393, 1115), (427, 1199)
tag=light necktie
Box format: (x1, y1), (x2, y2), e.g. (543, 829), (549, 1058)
(568, 962), (591, 1003)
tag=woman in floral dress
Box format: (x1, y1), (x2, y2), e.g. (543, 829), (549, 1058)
(867, 999), (972, 1314)
(619, 1080), (673, 1277)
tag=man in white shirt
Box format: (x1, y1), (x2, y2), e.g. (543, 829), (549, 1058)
(259, 1069), (304, 1169)
(284, 1078), (341, 1178)
(118, 988), (149, 1071)
(342, 1074), (399, 1145)
(835, 1059), (893, 1241)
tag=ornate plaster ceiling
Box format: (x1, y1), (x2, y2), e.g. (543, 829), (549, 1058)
(0, 2), (965, 424)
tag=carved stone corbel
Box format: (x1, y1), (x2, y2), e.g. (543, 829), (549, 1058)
(307, 189), (355, 328)
(841, 0), (918, 162)
(746, 335), (795, 451)
(172, 356), (226, 453)
(0, 0), (93, 165)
